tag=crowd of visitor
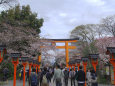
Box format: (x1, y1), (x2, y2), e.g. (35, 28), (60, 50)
(18, 64), (97, 86)
(3, 64), (97, 86)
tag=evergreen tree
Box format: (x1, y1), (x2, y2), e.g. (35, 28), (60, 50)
(0, 5), (44, 33)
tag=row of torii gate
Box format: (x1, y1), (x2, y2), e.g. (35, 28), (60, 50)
(0, 38), (115, 86)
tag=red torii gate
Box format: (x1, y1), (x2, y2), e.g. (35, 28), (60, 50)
(38, 38), (79, 68)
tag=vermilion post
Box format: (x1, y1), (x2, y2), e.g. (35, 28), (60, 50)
(110, 54), (115, 86)
(0, 51), (3, 63)
(38, 55), (41, 72)
(22, 62), (27, 86)
(33, 64), (36, 68)
(113, 66), (115, 86)
(106, 47), (115, 86)
(65, 41), (69, 67)
(12, 61), (18, 86)
(77, 63), (80, 71)
(69, 66), (70, 71)
(29, 63), (32, 75)
(91, 59), (98, 72)
(74, 65), (76, 71)
(110, 59), (115, 85)
(83, 62), (87, 86)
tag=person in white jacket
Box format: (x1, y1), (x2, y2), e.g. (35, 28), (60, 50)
(86, 69), (92, 86)
(53, 64), (64, 86)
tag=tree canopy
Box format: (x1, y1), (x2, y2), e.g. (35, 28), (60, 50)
(0, 5), (44, 57)
(0, 5), (44, 34)
(70, 14), (115, 64)
(70, 24), (98, 57)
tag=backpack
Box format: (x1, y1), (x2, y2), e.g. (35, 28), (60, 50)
(42, 75), (47, 84)
(19, 73), (21, 77)
(92, 73), (96, 80)
(31, 73), (37, 86)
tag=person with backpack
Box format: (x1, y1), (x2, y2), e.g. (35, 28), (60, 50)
(53, 64), (64, 86)
(77, 66), (85, 86)
(91, 69), (98, 86)
(29, 68), (38, 86)
(69, 67), (76, 86)
(46, 70), (52, 84)
(41, 67), (49, 86)
(63, 67), (69, 86)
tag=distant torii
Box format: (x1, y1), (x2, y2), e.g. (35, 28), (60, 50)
(38, 38), (79, 68)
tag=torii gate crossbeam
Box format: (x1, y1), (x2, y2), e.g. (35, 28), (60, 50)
(38, 38), (79, 67)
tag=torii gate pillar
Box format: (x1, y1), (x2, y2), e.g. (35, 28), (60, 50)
(52, 38), (79, 67)
(65, 41), (69, 67)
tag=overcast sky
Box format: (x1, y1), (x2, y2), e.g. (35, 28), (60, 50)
(19, 0), (115, 39)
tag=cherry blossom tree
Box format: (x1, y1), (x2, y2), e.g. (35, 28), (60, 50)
(96, 37), (115, 63)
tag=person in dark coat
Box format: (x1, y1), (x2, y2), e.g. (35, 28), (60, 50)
(46, 70), (52, 84)
(69, 67), (76, 86)
(91, 69), (98, 86)
(40, 67), (47, 85)
(26, 69), (29, 81)
(63, 67), (69, 86)
(3, 67), (9, 81)
(77, 66), (85, 86)
(38, 69), (42, 86)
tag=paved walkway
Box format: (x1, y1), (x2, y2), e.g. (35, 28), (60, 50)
(1, 80), (114, 86)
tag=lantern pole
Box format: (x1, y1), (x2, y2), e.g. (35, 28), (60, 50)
(89, 54), (99, 72)
(11, 53), (21, 86)
(0, 45), (6, 63)
(22, 62), (27, 86)
(29, 63), (32, 75)
(91, 59), (98, 72)
(12, 61), (18, 86)
(0, 51), (3, 63)
(38, 55), (41, 72)
(21, 57), (28, 86)
(82, 57), (88, 86)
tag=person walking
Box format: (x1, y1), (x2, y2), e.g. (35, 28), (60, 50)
(21, 68), (23, 80)
(69, 67), (76, 86)
(41, 67), (49, 86)
(38, 69), (42, 86)
(46, 70), (52, 84)
(26, 69), (29, 81)
(63, 67), (69, 86)
(53, 64), (64, 86)
(86, 69), (91, 86)
(77, 66), (85, 86)
(29, 68), (38, 86)
(75, 67), (78, 84)
(91, 69), (98, 86)
(3, 67), (9, 81)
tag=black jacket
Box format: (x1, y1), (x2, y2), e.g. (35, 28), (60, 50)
(77, 70), (85, 82)
(63, 70), (69, 78)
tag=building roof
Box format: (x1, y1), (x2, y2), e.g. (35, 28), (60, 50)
(107, 47), (115, 54)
